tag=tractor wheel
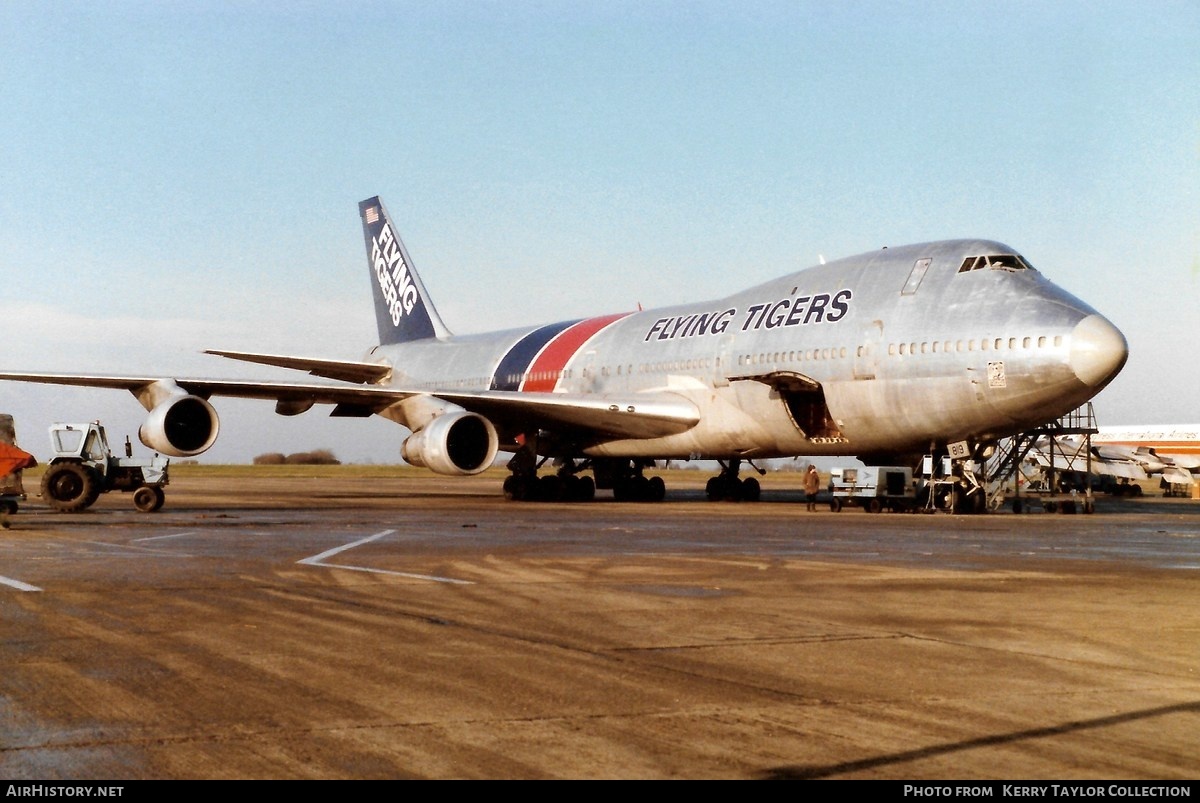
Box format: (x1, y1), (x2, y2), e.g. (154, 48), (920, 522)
(134, 486), (165, 513)
(41, 463), (99, 513)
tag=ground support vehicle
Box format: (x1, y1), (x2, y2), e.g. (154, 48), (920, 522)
(40, 422), (169, 513)
(0, 441), (36, 516)
(828, 466), (919, 513)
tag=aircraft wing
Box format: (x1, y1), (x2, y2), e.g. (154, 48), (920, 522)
(0, 372), (700, 441)
(1022, 436), (1199, 480)
(1088, 459), (1149, 480)
(1095, 444), (1199, 472)
(1093, 445), (1169, 473)
(1027, 448), (1125, 476)
(1154, 452), (1200, 471)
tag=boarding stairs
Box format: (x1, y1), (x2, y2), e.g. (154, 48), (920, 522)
(981, 403), (1099, 511)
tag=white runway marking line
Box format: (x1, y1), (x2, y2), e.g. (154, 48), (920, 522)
(0, 575), (42, 592)
(298, 529), (473, 585)
(77, 540), (194, 557)
(132, 531), (198, 543)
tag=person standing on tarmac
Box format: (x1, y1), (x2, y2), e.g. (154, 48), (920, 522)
(804, 464), (821, 511)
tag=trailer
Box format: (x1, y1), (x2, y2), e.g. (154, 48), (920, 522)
(0, 415), (36, 516)
(828, 466), (919, 513)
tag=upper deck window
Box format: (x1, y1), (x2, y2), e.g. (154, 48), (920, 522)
(901, 257), (932, 295)
(957, 253), (1035, 273)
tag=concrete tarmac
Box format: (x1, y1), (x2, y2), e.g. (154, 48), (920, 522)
(2, 471), (1198, 779)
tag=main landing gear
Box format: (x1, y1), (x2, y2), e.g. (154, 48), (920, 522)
(502, 470), (597, 502)
(502, 444), (598, 502)
(601, 459), (666, 502)
(705, 458), (763, 502)
(501, 449), (665, 502)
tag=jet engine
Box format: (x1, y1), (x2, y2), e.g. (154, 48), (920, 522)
(139, 394), (220, 457)
(401, 411), (498, 475)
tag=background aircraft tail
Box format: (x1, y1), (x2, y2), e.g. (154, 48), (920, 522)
(359, 196), (452, 344)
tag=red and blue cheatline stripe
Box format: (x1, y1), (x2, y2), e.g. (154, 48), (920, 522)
(490, 313), (630, 393)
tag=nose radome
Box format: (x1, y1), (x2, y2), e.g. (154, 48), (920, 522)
(1069, 314), (1128, 387)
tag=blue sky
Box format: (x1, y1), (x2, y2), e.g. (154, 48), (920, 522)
(1, 1), (1196, 463)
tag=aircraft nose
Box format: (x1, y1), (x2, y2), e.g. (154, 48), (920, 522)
(1069, 314), (1128, 387)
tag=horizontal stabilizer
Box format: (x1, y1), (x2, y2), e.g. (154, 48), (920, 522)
(204, 350), (392, 384)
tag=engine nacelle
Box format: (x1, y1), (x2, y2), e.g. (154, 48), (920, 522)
(401, 411), (498, 475)
(139, 395), (220, 457)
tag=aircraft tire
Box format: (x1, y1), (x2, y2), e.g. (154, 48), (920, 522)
(647, 476), (666, 502)
(41, 462), (98, 513)
(612, 475), (660, 502)
(936, 485), (958, 514)
(503, 475), (532, 502)
(741, 477), (761, 502)
(538, 474), (563, 502)
(705, 477), (722, 501)
(725, 478), (744, 502)
(575, 475), (596, 502)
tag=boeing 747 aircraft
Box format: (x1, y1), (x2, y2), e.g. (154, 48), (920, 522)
(0, 197), (1129, 505)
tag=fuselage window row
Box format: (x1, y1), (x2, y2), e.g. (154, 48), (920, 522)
(887, 334), (1063, 356)
(425, 334), (1065, 388)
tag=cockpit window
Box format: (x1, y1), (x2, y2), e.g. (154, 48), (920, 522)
(987, 254), (1033, 271)
(957, 253), (1035, 273)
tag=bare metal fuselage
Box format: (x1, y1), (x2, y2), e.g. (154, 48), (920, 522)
(367, 239), (1127, 464)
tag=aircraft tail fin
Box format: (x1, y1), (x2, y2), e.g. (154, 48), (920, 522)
(359, 196), (452, 344)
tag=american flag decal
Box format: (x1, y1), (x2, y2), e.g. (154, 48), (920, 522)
(365, 206), (380, 224)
